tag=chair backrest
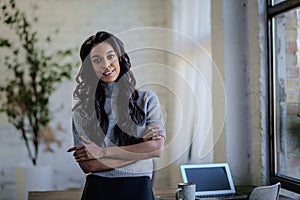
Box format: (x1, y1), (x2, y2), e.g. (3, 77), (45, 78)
(247, 182), (281, 200)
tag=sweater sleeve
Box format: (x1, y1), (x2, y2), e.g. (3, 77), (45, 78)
(72, 119), (84, 146)
(145, 91), (166, 138)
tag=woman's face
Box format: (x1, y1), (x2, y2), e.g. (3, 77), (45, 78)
(90, 42), (120, 83)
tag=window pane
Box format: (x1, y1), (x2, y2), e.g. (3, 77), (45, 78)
(272, 0), (287, 5)
(273, 7), (300, 180)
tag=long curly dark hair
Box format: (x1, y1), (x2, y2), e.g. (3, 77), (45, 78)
(73, 31), (145, 146)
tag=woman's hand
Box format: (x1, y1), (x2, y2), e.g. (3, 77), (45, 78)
(67, 136), (105, 162)
(142, 125), (164, 141)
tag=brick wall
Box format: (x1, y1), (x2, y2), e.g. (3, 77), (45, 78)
(279, 9), (300, 179)
(0, 1), (172, 199)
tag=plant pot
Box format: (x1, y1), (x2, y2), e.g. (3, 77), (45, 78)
(16, 165), (53, 200)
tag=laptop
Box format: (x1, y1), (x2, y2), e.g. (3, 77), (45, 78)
(180, 163), (248, 200)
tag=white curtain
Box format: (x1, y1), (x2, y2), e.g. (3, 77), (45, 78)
(161, 0), (216, 186)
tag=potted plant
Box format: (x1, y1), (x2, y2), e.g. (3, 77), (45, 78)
(0, 1), (77, 198)
(0, 0), (76, 165)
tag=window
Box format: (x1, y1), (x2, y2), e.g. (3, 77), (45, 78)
(273, 0), (288, 5)
(268, 0), (300, 193)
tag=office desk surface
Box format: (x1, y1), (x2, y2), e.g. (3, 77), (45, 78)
(28, 189), (82, 200)
(28, 188), (177, 200)
(28, 187), (295, 200)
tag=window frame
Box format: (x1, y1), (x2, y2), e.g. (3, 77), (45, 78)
(267, 0), (300, 193)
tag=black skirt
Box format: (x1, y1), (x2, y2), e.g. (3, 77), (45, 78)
(81, 174), (155, 200)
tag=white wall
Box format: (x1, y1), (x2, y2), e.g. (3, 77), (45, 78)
(223, 0), (252, 185)
(247, 0), (269, 186)
(222, 0), (268, 186)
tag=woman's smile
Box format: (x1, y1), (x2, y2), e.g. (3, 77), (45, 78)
(103, 68), (115, 76)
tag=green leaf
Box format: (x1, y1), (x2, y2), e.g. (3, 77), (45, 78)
(46, 36), (51, 43)
(0, 38), (11, 47)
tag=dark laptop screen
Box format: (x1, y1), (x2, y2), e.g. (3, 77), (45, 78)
(185, 167), (231, 191)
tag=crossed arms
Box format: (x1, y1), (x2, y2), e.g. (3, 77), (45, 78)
(67, 125), (165, 173)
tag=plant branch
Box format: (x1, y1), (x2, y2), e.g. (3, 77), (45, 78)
(0, 0), (78, 165)
(20, 119), (36, 165)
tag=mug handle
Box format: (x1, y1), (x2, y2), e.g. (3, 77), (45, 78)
(175, 188), (183, 200)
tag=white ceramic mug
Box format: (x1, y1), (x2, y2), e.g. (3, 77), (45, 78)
(175, 182), (196, 200)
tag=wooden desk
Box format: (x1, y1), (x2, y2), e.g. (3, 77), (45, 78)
(28, 189), (82, 200)
(28, 187), (294, 200)
(154, 188), (177, 200)
(28, 188), (177, 200)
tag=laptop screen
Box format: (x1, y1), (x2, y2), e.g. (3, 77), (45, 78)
(180, 163), (236, 196)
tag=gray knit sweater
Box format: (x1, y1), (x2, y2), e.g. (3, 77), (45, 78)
(72, 82), (165, 178)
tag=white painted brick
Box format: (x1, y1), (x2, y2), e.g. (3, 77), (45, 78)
(0, 183), (17, 200)
(0, 166), (15, 183)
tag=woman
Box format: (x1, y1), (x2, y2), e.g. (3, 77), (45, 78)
(67, 31), (166, 200)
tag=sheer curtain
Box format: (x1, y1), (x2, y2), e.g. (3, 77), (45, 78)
(163, 0), (223, 186)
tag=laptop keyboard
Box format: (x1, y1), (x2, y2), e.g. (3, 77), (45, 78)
(196, 193), (247, 199)
(196, 193), (234, 198)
